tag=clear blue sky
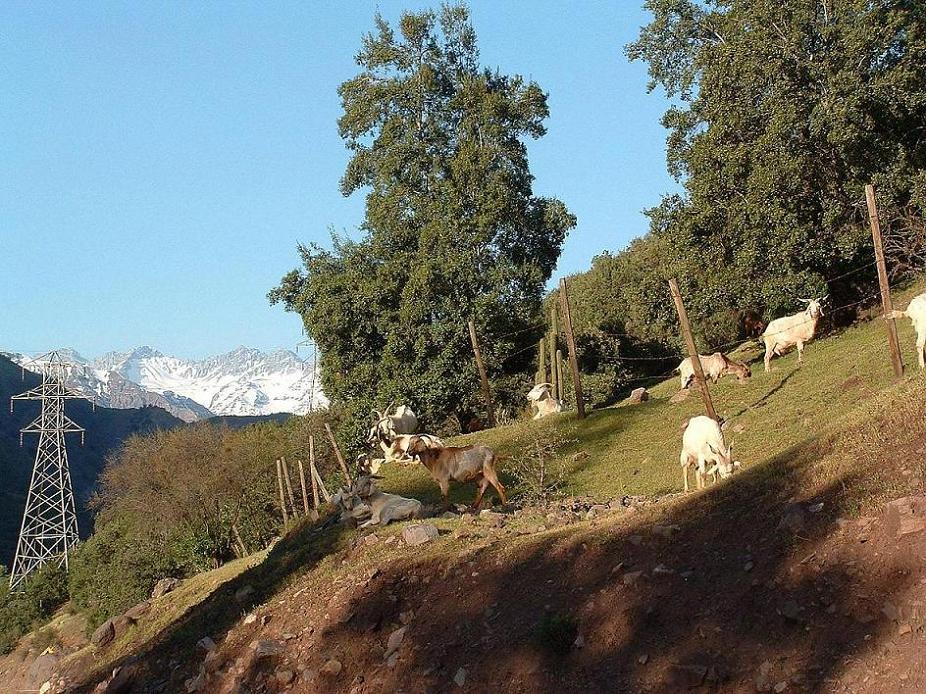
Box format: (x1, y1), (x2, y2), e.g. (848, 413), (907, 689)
(1, 1), (677, 360)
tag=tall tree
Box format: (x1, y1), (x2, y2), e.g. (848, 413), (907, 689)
(626, 0), (926, 320)
(272, 4), (574, 441)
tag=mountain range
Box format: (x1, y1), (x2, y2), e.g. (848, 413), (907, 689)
(2, 346), (326, 422)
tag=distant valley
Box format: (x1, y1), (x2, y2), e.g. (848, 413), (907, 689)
(2, 346), (327, 422)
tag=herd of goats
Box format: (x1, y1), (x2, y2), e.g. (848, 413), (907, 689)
(331, 292), (926, 528)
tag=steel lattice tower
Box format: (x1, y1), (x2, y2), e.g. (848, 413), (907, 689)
(9, 351), (86, 591)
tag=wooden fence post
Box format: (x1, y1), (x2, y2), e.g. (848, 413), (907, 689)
(324, 423), (352, 486)
(865, 184), (904, 378)
(555, 350), (565, 402)
(308, 435), (320, 509)
(669, 279), (717, 420)
(550, 307), (560, 397)
(297, 459), (310, 516)
(468, 320), (497, 427)
(281, 456), (298, 517)
(558, 278), (586, 419)
(275, 458), (290, 524)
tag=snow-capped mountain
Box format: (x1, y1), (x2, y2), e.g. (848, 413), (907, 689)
(3, 347), (326, 422)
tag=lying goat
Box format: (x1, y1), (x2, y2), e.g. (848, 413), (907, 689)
(526, 382), (563, 420)
(762, 298), (825, 372)
(676, 352), (751, 390)
(887, 292), (926, 368)
(406, 435), (508, 509)
(679, 416), (740, 492)
(333, 475), (422, 528)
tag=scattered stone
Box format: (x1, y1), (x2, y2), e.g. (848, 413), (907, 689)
(150, 577), (180, 599)
(363, 533), (380, 545)
(454, 668), (467, 687)
(899, 623), (913, 636)
(243, 613), (257, 625)
(275, 669), (296, 685)
(732, 423), (746, 434)
(755, 660), (774, 692)
(184, 673), (205, 693)
(92, 619), (116, 648)
(774, 681), (788, 693)
(234, 585), (255, 603)
(628, 387), (649, 403)
(250, 639), (283, 659)
(668, 663), (708, 688)
(623, 571), (644, 587)
(123, 601), (151, 621)
(403, 523), (440, 546)
(884, 496), (926, 537)
(479, 511), (506, 527)
(385, 626), (407, 659)
(779, 600), (801, 622)
(777, 505), (808, 534)
(638, 654), (649, 665)
(573, 633), (584, 649)
(743, 561), (754, 572)
(808, 502), (824, 514)
(197, 637), (216, 652)
(652, 564), (675, 575)
(321, 659), (343, 677)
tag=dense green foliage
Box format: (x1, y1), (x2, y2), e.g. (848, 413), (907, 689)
(271, 4), (574, 442)
(0, 563), (68, 654)
(548, 0), (926, 405)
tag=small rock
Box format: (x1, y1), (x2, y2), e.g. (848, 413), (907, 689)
(234, 585), (255, 603)
(628, 387), (649, 403)
(638, 653), (649, 665)
(243, 613), (257, 625)
(652, 564), (674, 575)
(403, 523), (440, 546)
(250, 639), (283, 659)
(150, 577), (180, 599)
(283, 633), (298, 641)
(743, 561), (754, 572)
(779, 600), (801, 622)
(454, 668), (467, 687)
(755, 660), (774, 692)
(321, 659), (342, 677)
(275, 669), (296, 685)
(363, 533), (380, 545)
(184, 673), (205, 693)
(123, 601), (151, 621)
(884, 496), (926, 537)
(774, 682), (788, 693)
(197, 637), (216, 652)
(898, 623), (913, 635)
(623, 571), (644, 587)
(808, 502), (824, 513)
(92, 619), (116, 648)
(385, 626), (407, 659)
(573, 633), (584, 649)
(670, 389), (690, 404)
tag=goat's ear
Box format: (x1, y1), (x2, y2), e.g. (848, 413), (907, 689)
(707, 443), (719, 455)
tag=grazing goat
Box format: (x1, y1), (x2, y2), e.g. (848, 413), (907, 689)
(762, 298), (825, 372)
(742, 311), (766, 339)
(406, 436), (508, 509)
(525, 382), (563, 420)
(679, 416), (740, 493)
(368, 404), (418, 445)
(677, 352), (751, 390)
(886, 292), (926, 368)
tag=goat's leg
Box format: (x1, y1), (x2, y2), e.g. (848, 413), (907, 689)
(438, 479), (450, 510)
(472, 478), (489, 510)
(482, 462), (508, 505)
(917, 332), (926, 369)
(764, 342), (773, 372)
(681, 452), (690, 493)
(797, 341), (805, 364)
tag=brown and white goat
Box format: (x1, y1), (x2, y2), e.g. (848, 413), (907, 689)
(406, 436), (508, 509)
(677, 352), (751, 390)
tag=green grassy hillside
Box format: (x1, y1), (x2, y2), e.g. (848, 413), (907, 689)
(379, 282), (926, 507)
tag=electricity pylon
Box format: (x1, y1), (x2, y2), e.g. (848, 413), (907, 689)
(9, 351), (86, 591)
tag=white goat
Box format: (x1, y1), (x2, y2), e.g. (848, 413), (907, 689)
(677, 352), (751, 390)
(679, 416), (740, 493)
(887, 292), (926, 368)
(526, 382), (563, 419)
(762, 298), (825, 372)
(368, 404), (418, 445)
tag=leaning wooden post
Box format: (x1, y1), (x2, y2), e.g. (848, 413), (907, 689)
(297, 459), (310, 516)
(281, 456), (298, 517)
(558, 278), (586, 419)
(308, 435), (320, 509)
(669, 279), (717, 420)
(324, 423), (352, 486)
(468, 320), (497, 427)
(275, 458), (290, 524)
(866, 184), (904, 378)
(310, 458), (331, 503)
(555, 350), (565, 402)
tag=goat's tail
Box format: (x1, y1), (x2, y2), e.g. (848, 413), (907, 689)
(885, 309), (908, 320)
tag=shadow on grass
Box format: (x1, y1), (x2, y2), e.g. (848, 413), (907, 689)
(74, 514), (350, 693)
(318, 430), (920, 693)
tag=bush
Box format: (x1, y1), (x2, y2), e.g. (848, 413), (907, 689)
(68, 519), (177, 628)
(506, 429), (572, 503)
(0, 562), (69, 654)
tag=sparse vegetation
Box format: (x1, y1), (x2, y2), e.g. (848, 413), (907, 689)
(506, 429), (572, 503)
(0, 563), (68, 655)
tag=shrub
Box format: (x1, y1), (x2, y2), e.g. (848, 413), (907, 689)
(506, 430), (572, 503)
(0, 562), (69, 654)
